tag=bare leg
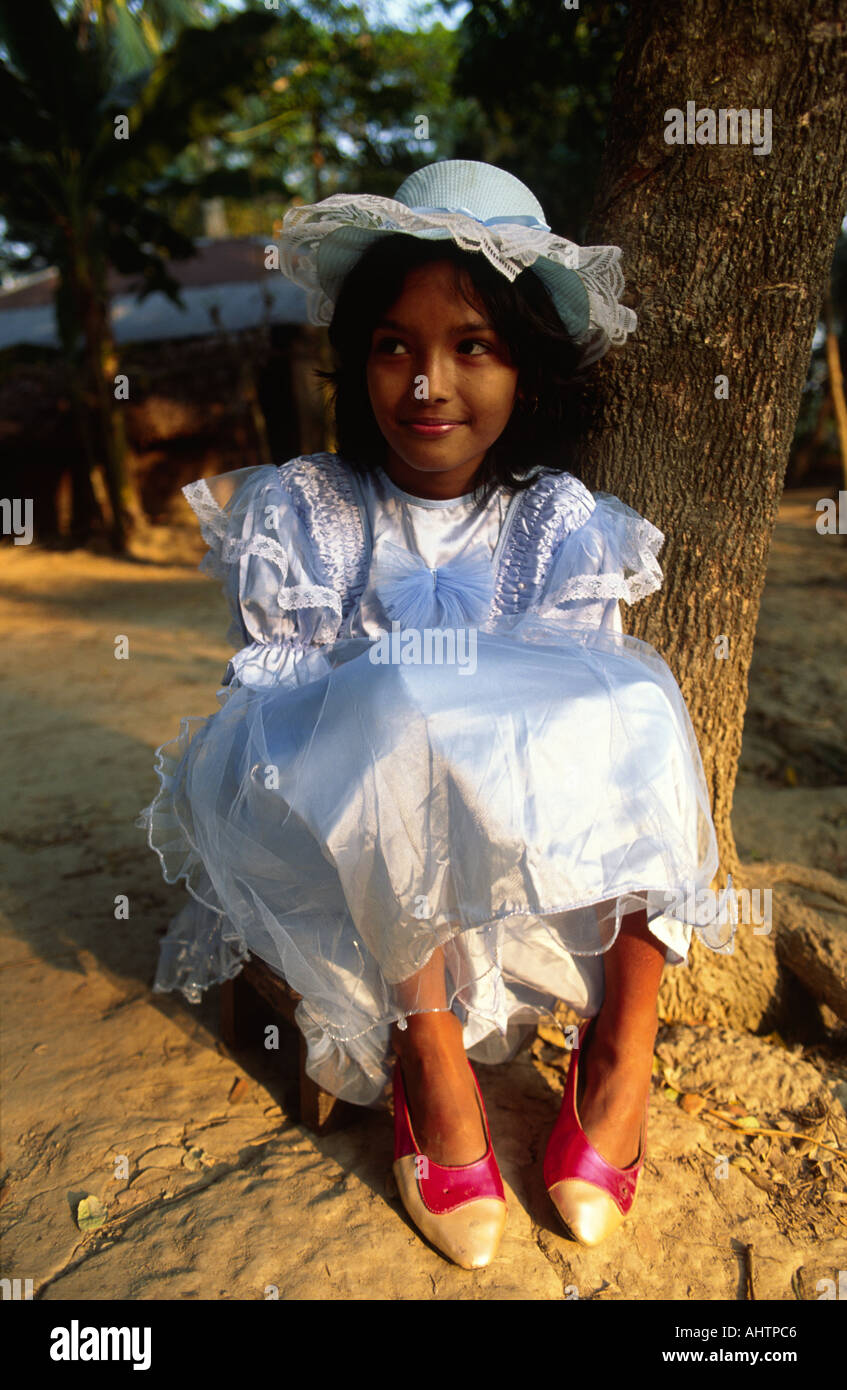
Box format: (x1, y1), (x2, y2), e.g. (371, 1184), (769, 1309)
(575, 899), (664, 1168)
(390, 946), (487, 1167)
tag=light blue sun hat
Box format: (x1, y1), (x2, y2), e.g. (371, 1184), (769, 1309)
(278, 159), (637, 368)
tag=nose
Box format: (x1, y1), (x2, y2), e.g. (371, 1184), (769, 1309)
(413, 346), (455, 402)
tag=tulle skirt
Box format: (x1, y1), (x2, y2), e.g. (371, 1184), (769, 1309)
(136, 610), (729, 1107)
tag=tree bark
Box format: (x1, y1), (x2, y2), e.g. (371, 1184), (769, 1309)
(59, 201), (146, 552)
(574, 0), (847, 1029)
(63, 362), (105, 543)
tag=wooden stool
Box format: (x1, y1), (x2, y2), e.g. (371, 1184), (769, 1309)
(220, 954), (358, 1135)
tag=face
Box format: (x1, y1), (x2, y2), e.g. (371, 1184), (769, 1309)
(365, 260), (521, 499)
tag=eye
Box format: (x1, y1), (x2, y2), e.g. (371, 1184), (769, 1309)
(372, 337), (493, 355)
(373, 337), (407, 354)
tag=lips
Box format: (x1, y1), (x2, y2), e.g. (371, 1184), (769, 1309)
(403, 420), (466, 436)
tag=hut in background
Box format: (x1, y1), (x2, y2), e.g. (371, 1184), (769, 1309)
(0, 237), (331, 543)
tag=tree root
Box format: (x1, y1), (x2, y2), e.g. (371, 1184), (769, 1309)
(740, 859), (847, 908)
(737, 860), (847, 1024)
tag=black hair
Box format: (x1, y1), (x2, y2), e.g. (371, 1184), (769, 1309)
(312, 234), (594, 509)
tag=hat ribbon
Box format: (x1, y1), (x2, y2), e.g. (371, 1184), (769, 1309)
(408, 203), (551, 232)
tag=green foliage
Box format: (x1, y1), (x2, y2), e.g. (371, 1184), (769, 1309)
(0, 0), (277, 302)
(451, 0), (632, 241)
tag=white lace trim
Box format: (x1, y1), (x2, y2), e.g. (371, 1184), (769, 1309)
(538, 506), (664, 611)
(183, 478), (226, 540)
(184, 479), (290, 573)
(278, 583), (341, 616)
(279, 196), (636, 358)
(183, 473), (341, 626)
(543, 571), (659, 605)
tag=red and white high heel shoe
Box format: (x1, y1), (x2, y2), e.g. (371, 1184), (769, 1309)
(392, 1057), (507, 1269)
(543, 1015), (649, 1246)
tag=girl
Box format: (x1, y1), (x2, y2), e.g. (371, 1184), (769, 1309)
(136, 160), (732, 1271)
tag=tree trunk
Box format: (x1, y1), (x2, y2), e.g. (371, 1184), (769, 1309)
(575, 0), (847, 1030)
(58, 206), (146, 552)
(78, 254), (144, 552)
(62, 361), (105, 544)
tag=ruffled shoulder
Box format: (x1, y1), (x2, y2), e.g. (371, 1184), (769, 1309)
(182, 462), (343, 648)
(183, 464), (288, 572)
(537, 490), (664, 612)
(491, 468), (596, 617)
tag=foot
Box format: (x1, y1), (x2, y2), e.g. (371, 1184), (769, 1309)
(392, 1014), (488, 1168)
(574, 1012), (657, 1170)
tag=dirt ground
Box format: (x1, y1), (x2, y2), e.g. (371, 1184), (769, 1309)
(1, 485), (846, 1302)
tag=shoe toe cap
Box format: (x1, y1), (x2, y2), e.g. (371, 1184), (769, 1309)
(548, 1178), (629, 1246)
(423, 1197), (507, 1269)
(394, 1156), (507, 1268)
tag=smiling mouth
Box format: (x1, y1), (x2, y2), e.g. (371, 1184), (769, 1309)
(402, 420), (467, 434)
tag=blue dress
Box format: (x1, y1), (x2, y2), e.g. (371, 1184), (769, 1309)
(136, 453), (732, 1106)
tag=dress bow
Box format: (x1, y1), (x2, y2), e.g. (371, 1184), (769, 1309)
(369, 540), (494, 629)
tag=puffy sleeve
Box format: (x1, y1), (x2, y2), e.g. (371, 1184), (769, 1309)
(536, 491), (665, 632)
(182, 463), (342, 687)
